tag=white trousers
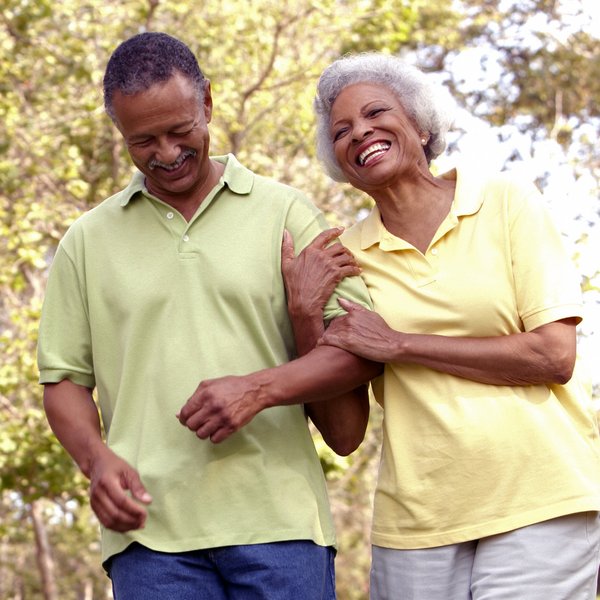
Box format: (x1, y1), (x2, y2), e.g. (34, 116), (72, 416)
(370, 512), (600, 600)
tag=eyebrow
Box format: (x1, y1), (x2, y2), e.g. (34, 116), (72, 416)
(128, 119), (197, 142)
(330, 100), (386, 129)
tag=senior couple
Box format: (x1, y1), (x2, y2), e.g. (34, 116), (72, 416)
(38, 32), (600, 599)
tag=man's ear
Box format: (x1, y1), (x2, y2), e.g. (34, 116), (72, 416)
(203, 80), (213, 122)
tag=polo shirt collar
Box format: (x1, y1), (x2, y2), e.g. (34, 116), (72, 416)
(440, 166), (483, 217)
(215, 153), (254, 195)
(118, 153), (254, 207)
(359, 166), (484, 250)
(118, 171), (146, 207)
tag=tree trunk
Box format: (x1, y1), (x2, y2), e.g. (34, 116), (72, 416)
(30, 500), (59, 600)
(81, 578), (93, 600)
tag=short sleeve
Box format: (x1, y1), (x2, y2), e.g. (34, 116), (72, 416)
(507, 179), (583, 331)
(37, 239), (96, 388)
(283, 192), (373, 321)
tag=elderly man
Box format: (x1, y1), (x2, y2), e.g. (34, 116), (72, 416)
(38, 32), (378, 600)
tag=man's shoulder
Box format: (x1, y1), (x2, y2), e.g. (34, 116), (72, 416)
(252, 172), (310, 202)
(223, 154), (311, 204)
(239, 168), (322, 221)
(60, 178), (141, 244)
(70, 192), (127, 227)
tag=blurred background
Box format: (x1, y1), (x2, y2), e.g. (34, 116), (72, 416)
(1, 1), (598, 598)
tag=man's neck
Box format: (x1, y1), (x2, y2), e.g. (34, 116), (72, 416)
(148, 159), (225, 222)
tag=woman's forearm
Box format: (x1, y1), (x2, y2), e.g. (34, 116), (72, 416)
(397, 320), (576, 385)
(323, 300), (577, 387)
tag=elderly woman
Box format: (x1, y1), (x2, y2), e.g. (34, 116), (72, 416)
(284, 53), (600, 599)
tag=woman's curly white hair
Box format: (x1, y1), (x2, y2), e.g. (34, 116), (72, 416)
(314, 53), (457, 182)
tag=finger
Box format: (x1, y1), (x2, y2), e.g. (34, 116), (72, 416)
(196, 415), (239, 442)
(310, 227), (344, 250)
(111, 479), (149, 516)
(195, 421), (214, 440)
(206, 425), (234, 444)
(322, 264), (361, 284)
(323, 243), (352, 258)
(98, 497), (146, 529)
(337, 264), (362, 278)
(281, 229), (296, 263)
(185, 408), (211, 432)
(328, 251), (361, 270)
(92, 483), (148, 531)
(94, 501), (146, 532)
(316, 333), (345, 351)
(123, 471), (153, 504)
(177, 394), (201, 425)
(323, 244), (360, 267)
(337, 297), (365, 312)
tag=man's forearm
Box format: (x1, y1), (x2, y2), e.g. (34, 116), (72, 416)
(290, 314), (374, 454)
(43, 379), (105, 479)
(256, 344), (381, 409)
(179, 343), (382, 444)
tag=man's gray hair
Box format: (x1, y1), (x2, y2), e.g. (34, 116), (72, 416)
(103, 32), (206, 122)
(314, 53), (456, 181)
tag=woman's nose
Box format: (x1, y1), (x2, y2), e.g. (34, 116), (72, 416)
(352, 120), (373, 142)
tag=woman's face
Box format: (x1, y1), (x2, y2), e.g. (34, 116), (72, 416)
(329, 82), (426, 192)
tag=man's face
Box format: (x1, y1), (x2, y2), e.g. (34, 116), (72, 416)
(112, 71), (213, 202)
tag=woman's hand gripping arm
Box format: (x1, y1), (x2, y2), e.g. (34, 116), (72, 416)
(281, 228), (379, 455)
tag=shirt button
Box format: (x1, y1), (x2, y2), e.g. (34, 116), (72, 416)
(166, 212), (174, 220)
(182, 235), (190, 242)
(431, 248), (438, 256)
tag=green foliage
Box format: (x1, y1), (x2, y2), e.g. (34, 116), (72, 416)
(341, 0), (462, 57)
(442, 0), (600, 141)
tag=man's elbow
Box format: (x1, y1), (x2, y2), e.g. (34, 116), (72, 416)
(322, 405), (369, 456)
(324, 429), (366, 457)
(551, 356), (575, 385)
(545, 343), (576, 385)
(533, 319), (577, 385)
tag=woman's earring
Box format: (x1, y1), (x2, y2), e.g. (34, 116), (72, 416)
(421, 137), (427, 145)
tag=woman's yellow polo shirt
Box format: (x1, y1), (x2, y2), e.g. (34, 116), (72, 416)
(341, 167), (600, 549)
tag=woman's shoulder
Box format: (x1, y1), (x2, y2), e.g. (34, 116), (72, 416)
(456, 164), (541, 201)
(453, 164), (543, 220)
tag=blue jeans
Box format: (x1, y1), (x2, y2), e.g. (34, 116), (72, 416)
(107, 540), (336, 599)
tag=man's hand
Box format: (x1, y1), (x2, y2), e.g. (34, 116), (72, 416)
(88, 447), (152, 532)
(177, 374), (268, 443)
(42, 379), (152, 533)
(281, 228), (361, 319)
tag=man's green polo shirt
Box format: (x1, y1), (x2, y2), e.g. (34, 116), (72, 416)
(38, 154), (372, 563)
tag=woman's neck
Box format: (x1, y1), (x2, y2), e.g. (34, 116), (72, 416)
(373, 173), (456, 254)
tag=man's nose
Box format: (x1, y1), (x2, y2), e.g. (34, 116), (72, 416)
(154, 136), (181, 164)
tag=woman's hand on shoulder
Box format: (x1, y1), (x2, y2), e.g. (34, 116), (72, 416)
(281, 227), (361, 321)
